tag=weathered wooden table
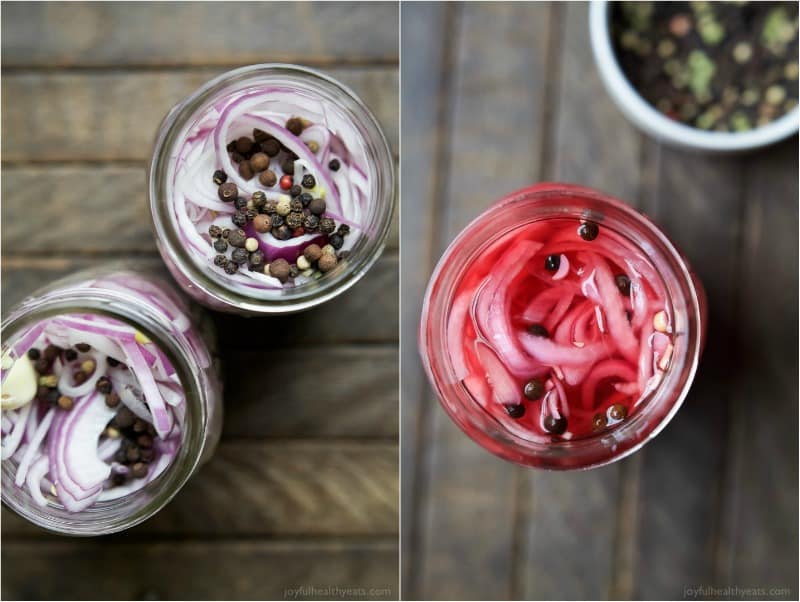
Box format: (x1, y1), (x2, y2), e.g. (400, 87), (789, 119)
(1, 3), (398, 600)
(402, 3), (798, 600)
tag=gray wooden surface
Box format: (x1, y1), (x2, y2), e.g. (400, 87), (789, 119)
(1, 2), (398, 600)
(401, 2), (798, 600)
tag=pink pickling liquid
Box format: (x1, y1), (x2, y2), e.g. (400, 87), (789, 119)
(447, 216), (675, 441)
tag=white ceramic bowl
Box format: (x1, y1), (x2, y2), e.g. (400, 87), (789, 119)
(589, 0), (799, 152)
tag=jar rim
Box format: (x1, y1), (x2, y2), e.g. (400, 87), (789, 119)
(419, 183), (704, 470)
(1, 279), (209, 534)
(148, 63), (395, 314)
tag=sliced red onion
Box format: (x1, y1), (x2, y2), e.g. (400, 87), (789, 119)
(15, 408), (54, 486)
(57, 352), (106, 397)
(26, 455), (50, 507)
(1, 402), (31, 460)
(474, 341), (521, 406)
(120, 340), (171, 438)
(552, 254), (570, 280)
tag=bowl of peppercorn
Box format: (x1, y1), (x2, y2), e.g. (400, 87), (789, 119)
(590, 0), (799, 152)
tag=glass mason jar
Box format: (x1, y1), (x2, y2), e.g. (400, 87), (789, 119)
(148, 63), (395, 314)
(1, 264), (222, 534)
(419, 183), (707, 470)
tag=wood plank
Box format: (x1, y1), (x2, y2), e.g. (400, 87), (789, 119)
(2, 440), (398, 537)
(1, 2), (399, 67)
(632, 147), (745, 599)
(413, 4), (553, 600)
(716, 140), (798, 595)
(399, 2), (451, 595)
(222, 346), (398, 438)
(0, 164), (398, 253)
(1, 67), (398, 161)
(0, 539), (398, 601)
(518, 5), (645, 599)
(1, 254), (398, 344)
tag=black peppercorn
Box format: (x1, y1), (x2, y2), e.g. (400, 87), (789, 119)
(228, 229), (247, 248)
(286, 117), (304, 135)
(505, 404), (525, 418)
(231, 248), (249, 265)
(337, 224), (350, 236)
(286, 212), (304, 229)
(64, 348), (78, 362)
(527, 324), (549, 338)
(96, 376), (113, 394)
(288, 199), (302, 213)
(44, 345), (62, 361)
(218, 182), (238, 202)
(233, 197), (248, 211)
(246, 208), (257, 222)
(224, 261), (239, 275)
(213, 238), (228, 253)
(232, 211), (247, 227)
(248, 250), (265, 270)
(214, 254), (228, 267)
(304, 215), (320, 230)
(523, 378), (544, 400)
(264, 200), (278, 214)
(319, 217), (336, 234)
(116, 406), (136, 429)
(213, 170), (227, 185)
(208, 224), (223, 238)
(251, 191), (267, 208)
(329, 233), (344, 249)
(289, 264), (300, 279)
(282, 159), (295, 175)
(578, 221), (599, 241)
(140, 448), (155, 463)
(27, 348), (41, 360)
(543, 415), (567, 434)
(309, 198), (326, 215)
(297, 192), (312, 206)
(34, 358), (51, 374)
(329, 158), (340, 171)
(262, 139), (280, 157)
(290, 184), (302, 197)
(544, 254), (561, 272)
(272, 224), (292, 240)
(301, 174), (316, 189)
(615, 274), (631, 296)
(271, 214), (285, 228)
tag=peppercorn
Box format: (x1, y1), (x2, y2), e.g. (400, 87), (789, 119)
(72, 370), (87, 385)
(246, 208), (257, 222)
(222, 228), (230, 239)
(105, 392), (121, 408)
(527, 324), (549, 338)
(224, 261), (239, 275)
(308, 198), (326, 215)
(226, 140), (236, 153)
(281, 159), (295, 175)
(239, 160), (254, 180)
(304, 244), (323, 263)
(235, 136), (254, 154)
(64, 348), (78, 362)
(319, 217), (336, 234)
(298, 192), (313, 206)
(329, 233), (344, 250)
(132, 462), (149, 479)
(505, 404), (525, 418)
(72, 343), (89, 354)
(523, 378), (544, 400)
(286, 212), (304, 229)
(276, 197), (292, 216)
(260, 170), (278, 187)
(248, 250), (265, 271)
(304, 215), (320, 231)
(271, 214), (285, 228)
(543, 415), (567, 435)
(140, 447), (155, 463)
(544, 254), (561, 272)
(230, 211), (246, 227)
(81, 358), (95, 374)
(290, 184), (302, 197)
(228, 229), (247, 248)
(262, 139), (280, 157)
(116, 406), (136, 428)
(609, 404), (628, 421)
(231, 151), (244, 164)
(27, 348), (41, 360)
(230, 196), (246, 211)
(39, 374), (58, 388)
(213, 170), (227, 185)
(126, 445), (141, 463)
(263, 199), (278, 215)
(288, 199), (303, 214)
(252, 214), (272, 233)
(321, 244), (336, 256)
(34, 357), (51, 374)
(96, 376), (113, 394)
(218, 182), (238, 202)
(306, 140), (320, 153)
(592, 414), (607, 431)
(250, 152), (270, 172)
(213, 255), (228, 270)
(250, 190), (267, 209)
(44, 344), (62, 361)
(208, 224), (223, 239)
(209, 238), (226, 255)
(297, 255), (311, 271)
(57, 395), (74, 410)
(615, 274), (631, 296)
(272, 224), (291, 240)
(337, 224), (351, 236)
(318, 253), (337, 273)
(286, 117), (304, 135)
(231, 248), (249, 265)
(578, 221), (599, 241)
(269, 258), (291, 283)
(279, 175), (293, 190)
(329, 158), (341, 171)
(45, 389), (59, 405)
(301, 174), (316, 189)
(253, 128), (268, 143)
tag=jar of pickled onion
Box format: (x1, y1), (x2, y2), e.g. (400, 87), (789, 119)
(1, 264), (222, 534)
(420, 183), (706, 469)
(148, 63), (395, 314)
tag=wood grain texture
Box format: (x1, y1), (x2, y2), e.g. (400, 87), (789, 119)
(2, 440), (398, 537)
(1, 67), (398, 161)
(410, 3), (553, 600)
(1, 2), (399, 67)
(0, 165), (398, 254)
(0, 540), (398, 601)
